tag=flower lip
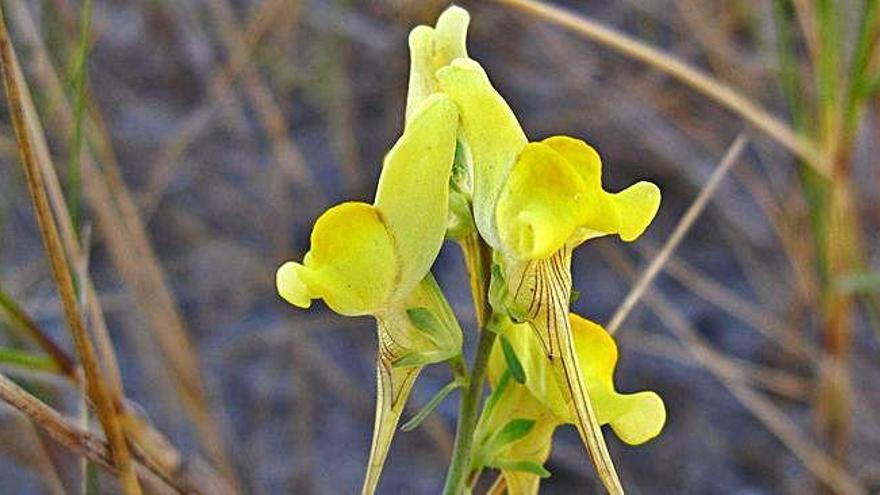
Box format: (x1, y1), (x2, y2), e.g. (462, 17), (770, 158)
(496, 135), (662, 260)
(275, 201), (398, 317)
(276, 261), (312, 309)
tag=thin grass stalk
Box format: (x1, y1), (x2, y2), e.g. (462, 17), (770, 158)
(493, 0), (827, 176)
(813, 0), (869, 468)
(0, 373), (185, 494)
(65, 0), (92, 232)
(601, 247), (865, 495)
(634, 242), (817, 361)
(621, 329), (811, 401)
(205, 0), (316, 189)
(607, 133), (748, 335)
(2, 4), (193, 484)
(6, 2), (239, 483)
(0, 7), (142, 494)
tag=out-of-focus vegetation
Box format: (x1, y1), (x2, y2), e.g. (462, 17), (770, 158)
(0, 0), (877, 493)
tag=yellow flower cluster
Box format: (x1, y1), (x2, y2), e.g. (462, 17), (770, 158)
(276, 6), (665, 494)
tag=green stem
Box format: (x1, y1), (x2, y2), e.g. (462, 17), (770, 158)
(443, 327), (496, 495)
(442, 234), (495, 495)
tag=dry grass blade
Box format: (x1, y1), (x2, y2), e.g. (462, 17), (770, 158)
(0, 373), (184, 494)
(607, 133), (748, 335)
(633, 241), (818, 362)
(0, 6), (141, 494)
(601, 247), (865, 495)
(493, 0), (827, 176)
(0, 3), (232, 489)
(4, 2), (239, 485)
(206, 0), (316, 189)
(622, 328), (811, 401)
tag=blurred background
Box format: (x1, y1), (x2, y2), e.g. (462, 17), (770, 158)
(0, 0), (878, 493)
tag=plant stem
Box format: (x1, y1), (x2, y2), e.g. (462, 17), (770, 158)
(443, 328), (496, 495)
(443, 234), (495, 495)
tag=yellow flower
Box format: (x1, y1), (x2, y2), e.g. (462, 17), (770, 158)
(277, 92), (461, 495)
(406, 6), (470, 124)
(481, 314), (666, 494)
(438, 58), (660, 493)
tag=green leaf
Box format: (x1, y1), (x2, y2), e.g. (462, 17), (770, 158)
(491, 418), (535, 449)
(406, 307), (445, 344)
(569, 288), (581, 304)
(0, 347), (60, 374)
(491, 459), (551, 478)
(481, 369), (510, 420)
(401, 380), (462, 432)
(499, 334), (526, 384)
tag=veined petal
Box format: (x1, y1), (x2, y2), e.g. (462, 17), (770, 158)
(405, 6), (470, 123)
(496, 142), (587, 259)
(374, 94), (459, 301)
(437, 58), (528, 249)
(362, 275), (462, 494)
(496, 249), (623, 494)
(276, 202), (397, 316)
(499, 311), (667, 446)
(569, 314), (666, 445)
(363, 358), (422, 495)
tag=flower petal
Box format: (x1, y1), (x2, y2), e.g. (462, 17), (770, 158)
(277, 202), (397, 316)
(405, 6), (469, 123)
(611, 181), (661, 242)
(363, 275), (463, 494)
(374, 94), (459, 301)
(405, 25), (436, 124)
(437, 58), (528, 249)
(363, 357), (421, 495)
(543, 135), (661, 244)
(569, 314), (666, 445)
(496, 142), (587, 259)
(496, 249), (623, 494)
(276, 261), (313, 309)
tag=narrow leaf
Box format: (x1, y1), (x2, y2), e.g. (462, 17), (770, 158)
(401, 380), (461, 432)
(500, 334), (526, 384)
(0, 347), (60, 374)
(491, 418), (535, 449)
(482, 369), (510, 420)
(492, 460), (551, 478)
